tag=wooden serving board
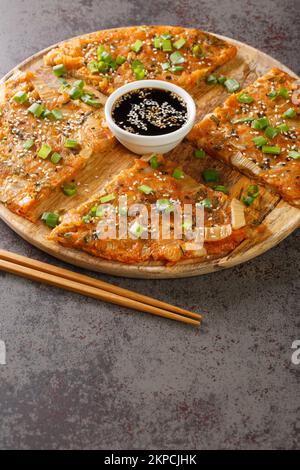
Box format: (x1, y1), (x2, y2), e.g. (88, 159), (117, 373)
(0, 29), (299, 278)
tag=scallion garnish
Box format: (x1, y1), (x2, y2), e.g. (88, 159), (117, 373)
(13, 90), (28, 104)
(138, 184), (153, 194)
(202, 168), (219, 182)
(192, 44), (203, 57)
(69, 86), (83, 100)
(200, 198), (212, 209)
(98, 61), (109, 73)
(172, 168), (184, 179)
(218, 76), (227, 85)
(156, 199), (173, 212)
(23, 139), (34, 150)
(224, 78), (240, 93)
(51, 152), (62, 164)
(174, 38), (186, 49)
(169, 65), (184, 73)
(162, 39), (172, 52)
(82, 215), (92, 224)
(278, 87), (289, 99)
(264, 126), (279, 139)
(100, 193), (116, 203)
(53, 64), (66, 77)
(28, 102), (45, 118)
(131, 39), (143, 53)
(81, 94), (101, 107)
(64, 139), (79, 149)
(251, 116), (269, 130)
(252, 136), (268, 147)
(131, 59), (145, 80)
(288, 150), (300, 159)
(213, 185), (228, 194)
(161, 62), (170, 70)
(153, 36), (162, 49)
(261, 145), (281, 155)
(283, 108), (296, 118)
(241, 184), (260, 207)
(169, 51), (185, 64)
(277, 123), (289, 133)
(237, 93), (254, 104)
(41, 212), (60, 228)
(51, 109), (63, 120)
(267, 90), (277, 100)
(206, 74), (218, 85)
(232, 116), (255, 124)
(195, 148), (206, 159)
(88, 61), (100, 73)
(37, 143), (52, 159)
(149, 154), (159, 169)
(116, 55), (126, 65)
(129, 220), (145, 238)
(62, 182), (77, 196)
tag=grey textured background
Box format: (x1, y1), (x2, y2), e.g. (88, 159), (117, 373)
(0, 0), (299, 450)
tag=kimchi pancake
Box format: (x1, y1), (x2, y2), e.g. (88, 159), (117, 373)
(188, 68), (300, 206)
(0, 67), (113, 221)
(43, 26), (237, 95)
(49, 156), (247, 265)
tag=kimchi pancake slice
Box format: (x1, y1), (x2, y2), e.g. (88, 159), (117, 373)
(0, 68), (113, 221)
(49, 156), (247, 265)
(189, 68), (300, 206)
(43, 26), (237, 95)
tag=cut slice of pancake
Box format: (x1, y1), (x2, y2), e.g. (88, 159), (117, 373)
(49, 156), (247, 265)
(44, 26), (237, 94)
(188, 68), (300, 206)
(0, 68), (113, 221)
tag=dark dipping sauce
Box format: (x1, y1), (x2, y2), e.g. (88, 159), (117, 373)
(112, 88), (188, 136)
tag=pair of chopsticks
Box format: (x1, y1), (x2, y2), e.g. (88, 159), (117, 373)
(0, 249), (201, 327)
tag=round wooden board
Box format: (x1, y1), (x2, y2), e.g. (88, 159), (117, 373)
(0, 28), (299, 278)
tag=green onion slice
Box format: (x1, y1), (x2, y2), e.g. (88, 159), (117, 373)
(138, 184), (153, 194)
(251, 116), (269, 130)
(277, 123), (289, 133)
(264, 126), (279, 139)
(64, 139), (79, 149)
(200, 198), (212, 209)
(261, 145), (281, 155)
(174, 38), (186, 49)
(213, 185), (229, 194)
(129, 220), (145, 238)
(252, 136), (269, 147)
(162, 39), (172, 52)
(232, 116), (255, 124)
(172, 168), (184, 179)
(100, 193), (116, 203)
(23, 139), (35, 150)
(237, 93), (254, 104)
(51, 109), (63, 120)
(195, 148), (206, 159)
(288, 150), (300, 159)
(13, 90), (28, 104)
(206, 74), (218, 85)
(202, 168), (219, 182)
(131, 39), (143, 53)
(28, 102), (45, 118)
(169, 51), (185, 64)
(51, 152), (62, 164)
(224, 78), (240, 93)
(62, 182), (77, 196)
(116, 55), (126, 65)
(149, 154), (159, 169)
(41, 212), (60, 228)
(38, 143), (52, 159)
(53, 64), (66, 77)
(156, 199), (173, 212)
(283, 108), (296, 118)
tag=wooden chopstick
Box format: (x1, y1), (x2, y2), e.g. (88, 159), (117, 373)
(0, 250), (201, 327)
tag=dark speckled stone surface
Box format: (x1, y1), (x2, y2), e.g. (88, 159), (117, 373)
(0, 0), (299, 450)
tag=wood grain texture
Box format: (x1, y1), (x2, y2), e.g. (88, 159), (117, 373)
(0, 29), (299, 278)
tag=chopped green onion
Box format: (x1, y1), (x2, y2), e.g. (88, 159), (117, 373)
(62, 182), (77, 196)
(89, 206), (97, 217)
(247, 184), (259, 198)
(129, 220), (145, 238)
(116, 55), (126, 65)
(252, 136), (269, 147)
(192, 44), (203, 57)
(13, 90), (28, 104)
(224, 78), (240, 93)
(37, 143), (52, 159)
(131, 39), (143, 53)
(267, 90), (277, 100)
(69, 86), (83, 100)
(28, 102), (45, 118)
(23, 139), (34, 150)
(217, 75), (227, 85)
(53, 64), (66, 77)
(251, 116), (269, 130)
(149, 154), (159, 169)
(288, 150), (300, 159)
(88, 61), (99, 73)
(95, 206), (104, 217)
(161, 62), (170, 70)
(51, 109), (63, 120)
(172, 168), (184, 179)
(169, 51), (185, 64)
(206, 74), (218, 85)
(173, 38), (186, 49)
(264, 126), (279, 139)
(237, 93), (254, 104)
(153, 37), (162, 48)
(81, 94), (101, 107)
(42, 109), (52, 119)
(232, 116), (255, 124)
(96, 45), (105, 59)
(64, 139), (78, 149)
(169, 65), (184, 73)
(134, 68), (145, 80)
(100, 193), (115, 203)
(278, 87), (289, 99)
(277, 123), (289, 133)
(41, 212), (60, 228)
(138, 184), (153, 194)
(262, 145), (281, 155)
(200, 198), (212, 209)
(51, 152), (62, 164)
(73, 79), (85, 89)
(162, 39), (172, 52)
(100, 51), (112, 63)
(195, 148), (206, 159)
(213, 185), (228, 194)
(283, 108), (296, 118)
(156, 199), (173, 212)
(241, 196), (255, 207)
(98, 61), (109, 73)
(202, 168), (219, 182)
(161, 32), (171, 40)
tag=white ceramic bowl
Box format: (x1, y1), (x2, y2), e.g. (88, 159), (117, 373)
(104, 80), (196, 155)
